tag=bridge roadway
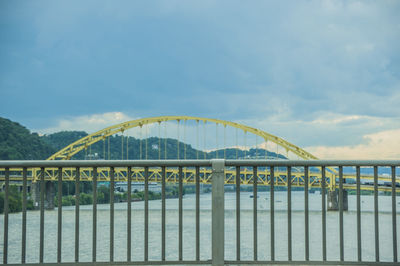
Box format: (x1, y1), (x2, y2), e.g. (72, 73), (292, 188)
(1, 166), (398, 192)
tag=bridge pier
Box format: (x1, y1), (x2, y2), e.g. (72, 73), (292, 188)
(45, 181), (55, 209)
(327, 189), (348, 211)
(31, 181), (55, 210)
(31, 182), (40, 210)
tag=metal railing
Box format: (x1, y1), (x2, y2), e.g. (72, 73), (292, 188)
(0, 159), (399, 265)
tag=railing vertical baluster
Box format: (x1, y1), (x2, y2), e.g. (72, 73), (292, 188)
(253, 167), (258, 261)
(161, 166), (166, 261)
(287, 166), (292, 261)
(21, 167), (27, 264)
(304, 166), (309, 261)
(75, 167), (80, 263)
(92, 167), (97, 262)
(179, 166), (183, 261)
(196, 166), (200, 261)
(40, 167), (45, 263)
(127, 167), (132, 262)
(3, 167), (9, 264)
(144, 166), (149, 261)
(212, 159), (225, 266)
(270, 166), (275, 261)
(356, 166), (361, 262)
(374, 166), (379, 262)
(110, 167), (115, 262)
(321, 166), (326, 262)
(57, 167), (62, 263)
(236, 166), (241, 261)
(392, 166), (397, 263)
(339, 166), (344, 262)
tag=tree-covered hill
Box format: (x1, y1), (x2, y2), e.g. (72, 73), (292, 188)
(39, 132), (282, 160)
(1, 117), (282, 160)
(41, 131), (88, 152)
(0, 117), (55, 160)
(41, 133), (209, 160)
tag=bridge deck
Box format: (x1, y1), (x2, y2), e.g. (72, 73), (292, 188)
(1, 167), (399, 192)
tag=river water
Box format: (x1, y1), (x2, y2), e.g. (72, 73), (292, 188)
(1, 191), (399, 263)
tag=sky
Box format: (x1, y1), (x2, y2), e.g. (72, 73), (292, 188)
(1, 0), (399, 159)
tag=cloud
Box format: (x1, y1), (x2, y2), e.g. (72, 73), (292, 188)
(1, 1), (400, 160)
(240, 112), (400, 148)
(306, 128), (400, 159)
(2, 0), (399, 122)
(36, 112), (137, 135)
(36, 112), (190, 139)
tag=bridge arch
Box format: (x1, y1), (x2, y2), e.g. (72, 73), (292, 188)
(47, 115), (318, 161)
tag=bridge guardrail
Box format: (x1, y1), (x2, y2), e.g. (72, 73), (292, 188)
(1, 159), (399, 265)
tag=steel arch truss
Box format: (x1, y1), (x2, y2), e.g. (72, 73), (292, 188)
(47, 116), (318, 161)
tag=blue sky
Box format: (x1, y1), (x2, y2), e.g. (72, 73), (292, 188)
(1, 0), (399, 159)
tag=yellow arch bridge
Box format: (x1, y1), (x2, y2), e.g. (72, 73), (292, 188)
(0, 116), (398, 192)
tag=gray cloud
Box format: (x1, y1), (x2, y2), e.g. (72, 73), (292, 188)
(0, 0), (399, 152)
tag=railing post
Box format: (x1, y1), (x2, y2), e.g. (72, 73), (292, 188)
(212, 159), (225, 266)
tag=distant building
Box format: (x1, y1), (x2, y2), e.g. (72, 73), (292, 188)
(85, 153), (101, 160)
(115, 182), (161, 193)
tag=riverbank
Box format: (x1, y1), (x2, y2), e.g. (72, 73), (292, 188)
(0, 184), (183, 213)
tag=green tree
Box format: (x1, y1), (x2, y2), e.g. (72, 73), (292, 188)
(0, 117), (55, 160)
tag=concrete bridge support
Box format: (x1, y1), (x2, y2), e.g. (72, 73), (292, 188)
(31, 182), (40, 210)
(31, 181), (55, 210)
(327, 189), (348, 211)
(45, 181), (55, 209)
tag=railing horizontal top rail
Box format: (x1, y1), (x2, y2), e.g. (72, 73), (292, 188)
(225, 159), (400, 167)
(0, 159), (400, 168)
(0, 159), (213, 168)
